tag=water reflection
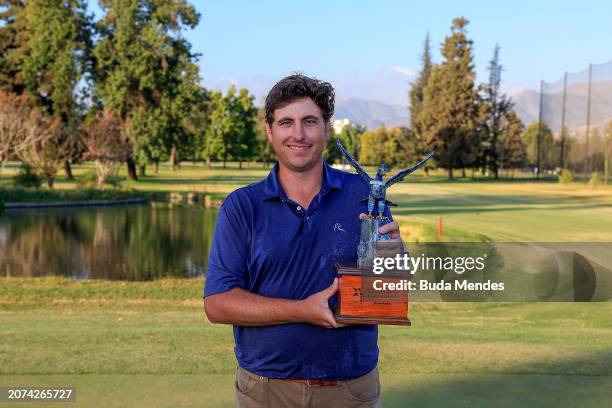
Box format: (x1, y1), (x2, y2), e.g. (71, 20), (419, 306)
(0, 205), (218, 280)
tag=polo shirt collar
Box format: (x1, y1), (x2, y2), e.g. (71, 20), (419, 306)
(262, 161), (342, 201)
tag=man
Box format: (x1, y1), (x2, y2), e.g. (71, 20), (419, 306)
(203, 74), (401, 407)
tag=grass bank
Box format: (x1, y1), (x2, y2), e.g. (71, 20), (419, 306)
(0, 187), (148, 204)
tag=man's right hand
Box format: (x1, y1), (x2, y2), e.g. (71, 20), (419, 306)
(204, 279), (347, 328)
(299, 278), (346, 329)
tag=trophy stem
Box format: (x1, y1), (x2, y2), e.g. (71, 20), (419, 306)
(358, 217), (379, 268)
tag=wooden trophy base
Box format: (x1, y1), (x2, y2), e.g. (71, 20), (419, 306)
(335, 263), (411, 326)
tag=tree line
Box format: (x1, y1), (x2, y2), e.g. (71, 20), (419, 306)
(2, 5), (611, 186)
(322, 18), (527, 179)
(331, 18), (612, 181)
(0, 0), (263, 188)
(414, 18), (536, 179)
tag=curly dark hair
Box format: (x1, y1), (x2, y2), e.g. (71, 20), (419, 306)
(264, 74), (335, 126)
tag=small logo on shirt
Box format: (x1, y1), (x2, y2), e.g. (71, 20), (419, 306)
(334, 223), (346, 232)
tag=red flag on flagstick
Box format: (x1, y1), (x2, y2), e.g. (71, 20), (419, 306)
(438, 216), (443, 238)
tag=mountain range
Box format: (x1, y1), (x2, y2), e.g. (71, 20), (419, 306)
(335, 81), (612, 135)
(335, 98), (409, 129)
(511, 81), (612, 134)
(205, 68), (612, 135)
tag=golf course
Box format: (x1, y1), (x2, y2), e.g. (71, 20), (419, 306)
(1, 162), (611, 407)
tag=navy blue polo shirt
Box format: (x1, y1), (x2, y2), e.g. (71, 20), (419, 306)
(204, 161), (392, 380)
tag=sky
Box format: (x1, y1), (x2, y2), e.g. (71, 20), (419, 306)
(92, 0), (612, 105)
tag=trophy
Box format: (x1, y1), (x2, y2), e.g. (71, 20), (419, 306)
(334, 139), (434, 325)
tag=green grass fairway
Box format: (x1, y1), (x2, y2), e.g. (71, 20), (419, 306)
(388, 180), (612, 242)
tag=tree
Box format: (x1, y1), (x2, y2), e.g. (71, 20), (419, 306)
(324, 129), (342, 164)
(604, 121), (612, 184)
(589, 127), (604, 176)
(559, 125), (569, 169)
(357, 126), (420, 169)
(337, 123), (364, 161)
(418, 18), (480, 179)
(497, 111), (526, 175)
(0, 92), (57, 172)
(202, 86), (258, 168)
(203, 90), (230, 166)
(480, 44), (514, 178)
(1, 1), (91, 179)
(0, 92), (30, 169)
(359, 127), (389, 166)
(255, 107), (275, 167)
(182, 88), (211, 168)
(10, 105), (64, 188)
(18, 0), (91, 180)
(82, 109), (132, 188)
(409, 33), (433, 162)
(325, 123), (365, 164)
(521, 122), (554, 171)
(0, 0), (26, 95)
(20, 0), (90, 116)
(165, 54), (204, 171)
(126, 107), (166, 175)
(93, 0), (200, 180)
(227, 87), (258, 169)
(566, 133), (584, 174)
(389, 127), (422, 168)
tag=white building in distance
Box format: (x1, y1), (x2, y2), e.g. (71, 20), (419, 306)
(333, 118), (350, 134)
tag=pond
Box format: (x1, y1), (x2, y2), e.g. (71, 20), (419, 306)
(0, 204), (218, 280)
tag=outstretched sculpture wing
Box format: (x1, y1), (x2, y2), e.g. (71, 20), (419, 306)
(385, 150), (435, 188)
(336, 139), (371, 183)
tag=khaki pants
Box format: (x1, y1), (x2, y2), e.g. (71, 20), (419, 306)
(235, 366), (381, 408)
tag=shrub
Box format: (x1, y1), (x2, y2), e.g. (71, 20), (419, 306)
(78, 170), (98, 189)
(83, 109), (131, 189)
(79, 170), (122, 189)
(105, 174), (121, 188)
(13, 163), (42, 188)
(558, 169), (573, 184)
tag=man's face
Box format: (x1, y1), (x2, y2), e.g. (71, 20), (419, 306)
(266, 97), (330, 172)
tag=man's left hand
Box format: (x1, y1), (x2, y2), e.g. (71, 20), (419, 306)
(358, 213), (401, 241)
(378, 220), (400, 241)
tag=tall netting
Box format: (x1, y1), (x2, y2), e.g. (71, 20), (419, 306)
(540, 60), (612, 176)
